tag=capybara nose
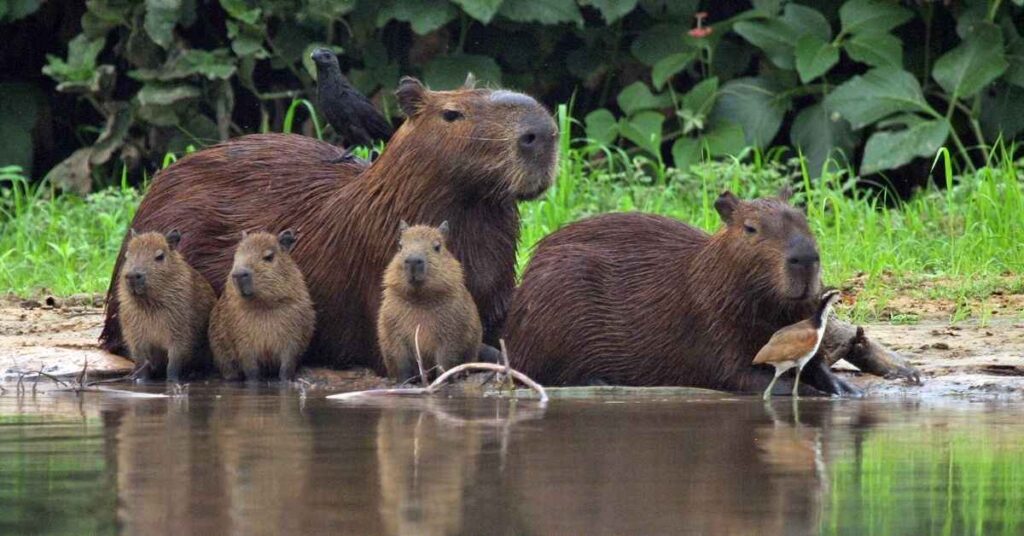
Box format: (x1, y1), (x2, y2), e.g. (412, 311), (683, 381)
(125, 271), (145, 288)
(232, 269), (254, 296)
(404, 256), (426, 283)
(518, 119), (556, 154)
(787, 251), (820, 268)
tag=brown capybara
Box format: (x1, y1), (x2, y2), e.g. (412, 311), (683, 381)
(116, 229), (216, 382)
(504, 190), (862, 396)
(100, 77), (558, 373)
(209, 230), (315, 382)
(377, 221), (482, 382)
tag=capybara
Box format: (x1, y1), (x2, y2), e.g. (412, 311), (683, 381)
(116, 229), (216, 382)
(100, 76), (558, 373)
(504, 190), (861, 395)
(377, 222), (482, 381)
(209, 230), (315, 381)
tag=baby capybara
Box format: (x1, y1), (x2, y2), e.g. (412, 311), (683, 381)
(504, 190), (861, 396)
(116, 229), (216, 382)
(101, 77), (558, 374)
(209, 230), (315, 382)
(377, 222), (482, 382)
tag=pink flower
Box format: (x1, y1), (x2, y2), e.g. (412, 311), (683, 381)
(688, 26), (713, 38)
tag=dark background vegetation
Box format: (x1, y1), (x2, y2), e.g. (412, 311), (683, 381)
(2, 0), (1022, 194)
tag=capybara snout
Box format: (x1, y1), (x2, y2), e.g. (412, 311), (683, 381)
(231, 269), (254, 297)
(403, 254), (427, 285)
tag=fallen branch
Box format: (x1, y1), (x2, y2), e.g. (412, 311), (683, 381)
(327, 361), (549, 403)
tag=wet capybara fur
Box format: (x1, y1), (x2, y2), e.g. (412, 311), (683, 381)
(116, 230), (216, 382)
(209, 230), (315, 382)
(505, 190), (856, 395)
(378, 222), (482, 382)
(100, 77), (558, 372)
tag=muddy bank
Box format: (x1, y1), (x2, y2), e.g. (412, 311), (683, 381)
(1, 298), (1021, 398)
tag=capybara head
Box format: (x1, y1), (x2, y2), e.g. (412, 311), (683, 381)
(122, 229), (183, 297)
(229, 230), (302, 303)
(385, 221), (462, 298)
(392, 77), (558, 201)
(714, 188), (822, 302)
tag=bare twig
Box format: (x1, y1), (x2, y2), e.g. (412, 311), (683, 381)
(328, 362), (549, 403)
(414, 324), (429, 386)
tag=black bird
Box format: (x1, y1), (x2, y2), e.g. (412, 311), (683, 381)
(310, 48), (393, 154)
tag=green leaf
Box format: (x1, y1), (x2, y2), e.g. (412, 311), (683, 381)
(227, 20), (268, 58)
(377, 0), (457, 35)
(789, 103), (856, 177)
(1004, 38), (1024, 87)
(671, 137), (701, 169)
(980, 84), (1024, 139)
(584, 108), (619, 145)
(825, 67), (930, 129)
(617, 81), (671, 116)
(42, 33), (106, 84)
(839, 0), (912, 36)
(585, 0), (638, 23)
(932, 23), (1008, 99)
(782, 4), (831, 42)
(751, 0), (781, 16)
(619, 110), (664, 157)
(499, 0), (582, 25)
(0, 0), (41, 23)
(144, 0), (182, 48)
(860, 118), (949, 174)
(136, 83), (200, 107)
(703, 121), (746, 156)
(219, 0), (261, 24)
(452, 0), (504, 23)
(795, 35), (839, 83)
(630, 24), (689, 66)
(651, 52), (695, 90)
(424, 54), (501, 89)
(733, 19), (796, 69)
(844, 31), (902, 68)
(710, 77), (788, 147)
(681, 77), (719, 115)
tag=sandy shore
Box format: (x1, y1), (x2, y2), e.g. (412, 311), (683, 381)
(1, 297), (1021, 398)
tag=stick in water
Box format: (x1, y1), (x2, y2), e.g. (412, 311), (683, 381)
(414, 324), (429, 386)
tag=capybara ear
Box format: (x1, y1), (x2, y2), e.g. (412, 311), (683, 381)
(165, 229), (182, 250)
(396, 77), (427, 117)
(438, 220), (450, 238)
(778, 185), (794, 203)
(278, 229), (297, 252)
(462, 72), (477, 89)
(241, 230), (249, 240)
(129, 228), (138, 239)
(399, 220), (410, 235)
(714, 191), (740, 224)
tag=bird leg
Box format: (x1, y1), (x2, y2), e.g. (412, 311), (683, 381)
(792, 364), (804, 399)
(763, 368), (783, 400)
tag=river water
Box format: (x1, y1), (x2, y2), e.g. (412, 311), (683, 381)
(1, 385), (1022, 535)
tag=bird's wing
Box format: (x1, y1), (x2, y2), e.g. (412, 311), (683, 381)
(752, 321), (817, 365)
(347, 95), (393, 142)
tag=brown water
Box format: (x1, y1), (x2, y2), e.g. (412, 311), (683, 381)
(1, 386), (1022, 535)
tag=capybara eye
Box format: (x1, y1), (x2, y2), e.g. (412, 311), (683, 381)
(155, 251), (165, 262)
(442, 109), (463, 122)
(263, 252), (275, 263)
(433, 241), (441, 253)
(743, 224), (757, 235)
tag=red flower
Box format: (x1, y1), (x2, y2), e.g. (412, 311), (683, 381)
(688, 26), (713, 38)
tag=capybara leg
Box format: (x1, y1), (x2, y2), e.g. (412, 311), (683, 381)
(278, 356), (298, 382)
(394, 356), (417, 384)
(242, 358), (262, 383)
(801, 357), (863, 397)
(131, 346), (155, 382)
(166, 347), (187, 384)
(822, 320), (921, 383)
(478, 344), (503, 364)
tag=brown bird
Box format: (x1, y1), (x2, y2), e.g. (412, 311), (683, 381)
(753, 289), (841, 400)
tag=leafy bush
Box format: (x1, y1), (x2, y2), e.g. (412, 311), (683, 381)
(18, 0), (1024, 191)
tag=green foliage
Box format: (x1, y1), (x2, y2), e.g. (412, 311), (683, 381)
(29, 0), (1024, 191)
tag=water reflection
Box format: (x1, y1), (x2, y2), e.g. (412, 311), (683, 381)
(1, 388), (1022, 536)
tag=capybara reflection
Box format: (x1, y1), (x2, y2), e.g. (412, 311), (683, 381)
(505, 190), (859, 395)
(378, 222), (482, 381)
(101, 77), (557, 373)
(116, 229), (215, 382)
(209, 230), (315, 381)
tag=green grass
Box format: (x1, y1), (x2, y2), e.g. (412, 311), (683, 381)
(1, 108), (1022, 322)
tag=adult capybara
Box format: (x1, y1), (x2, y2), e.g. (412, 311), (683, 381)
(209, 230), (315, 381)
(100, 76), (558, 372)
(116, 229), (216, 382)
(378, 222), (482, 381)
(504, 190), (861, 395)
